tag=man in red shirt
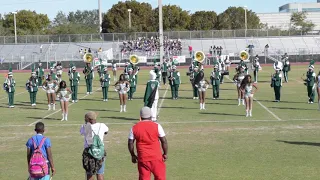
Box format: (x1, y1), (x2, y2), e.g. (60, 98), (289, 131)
(128, 107), (168, 180)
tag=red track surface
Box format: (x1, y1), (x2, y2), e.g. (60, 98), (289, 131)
(0, 62), (318, 74)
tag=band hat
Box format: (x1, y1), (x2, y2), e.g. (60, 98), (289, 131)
(213, 65), (218, 69)
(140, 107), (152, 119)
(104, 67), (108, 71)
(149, 70), (157, 80)
(309, 65), (314, 69)
(31, 72), (36, 75)
(8, 72), (13, 77)
(172, 65), (177, 69)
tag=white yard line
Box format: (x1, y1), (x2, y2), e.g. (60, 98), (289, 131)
(253, 98), (282, 121)
(2, 118), (320, 128)
(226, 76), (282, 121)
(0, 91), (28, 101)
(293, 79), (304, 84)
(157, 85), (169, 116)
(28, 88), (101, 126)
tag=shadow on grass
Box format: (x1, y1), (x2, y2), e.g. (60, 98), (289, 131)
(276, 140), (320, 147)
(161, 106), (199, 110)
(101, 116), (137, 121)
(200, 112), (243, 117)
(26, 117), (61, 121)
(23, 107), (48, 110)
(257, 100), (305, 104)
(85, 109), (120, 113)
(269, 107), (313, 111)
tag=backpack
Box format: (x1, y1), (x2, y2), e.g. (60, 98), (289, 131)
(88, 124), (105, 160)
(29, 137), (49, 178)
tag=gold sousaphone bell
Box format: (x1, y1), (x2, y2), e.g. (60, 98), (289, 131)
(239, 50), (250, 61)
(195, 51), (205, 63)
(129, 54), (139, 65)
(83, 53), (94, 63)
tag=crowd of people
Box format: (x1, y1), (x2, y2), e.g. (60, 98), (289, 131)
(120, 36), (183, 58)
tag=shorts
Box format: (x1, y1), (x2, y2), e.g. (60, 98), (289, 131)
(60, 97), (70, 102)
(29, 175), (50, 180)
(198, 88), (206, 92)
(47, 90), (55, 94)
(119, 90), (127, 95)
(245, 93), (253, 98)
(86, 159), (105, 175)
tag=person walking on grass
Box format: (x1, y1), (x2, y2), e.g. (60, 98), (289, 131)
(240, 75), (258, 117)
(26, 122), (55, 180)
(56, 80), (73, 121)
(128, 107), (168, 180)
(271, 69), (282, 102)
(80, 112), (109, 180)
(302, 65), (316, 104)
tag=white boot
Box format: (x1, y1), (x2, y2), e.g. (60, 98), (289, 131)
(120, 105), (123, 112)
(249, 110), (252, 117)
(48, 104), (51, 111)
(246, 110), (249, 117)
(242, 99), (245, 106)
(61, 114), (65, 121)
(203, 103), (206, 110)
(52, 104), (56, 110)
(123, 105), (127, 112)
(238, 99), (241, 106)
(200, 103), (203, 110)
(65, 113), (68, 121)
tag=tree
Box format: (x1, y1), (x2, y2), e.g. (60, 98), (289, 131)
(3, 10), (50, 35)
(102, 1), (154, 33)
(290, 12), (315, 33)
(190, 11), (217, 30)
(216, 7), (261, 30)
(53, 11), (68, 26)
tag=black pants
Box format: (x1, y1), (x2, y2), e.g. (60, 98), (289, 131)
(162, 72), (167, 85)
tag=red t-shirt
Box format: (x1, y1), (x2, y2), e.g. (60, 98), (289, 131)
(130, 121), (165, 162)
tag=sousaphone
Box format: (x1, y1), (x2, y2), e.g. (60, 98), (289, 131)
(239, 50), (250, 61)
(83, 53), (94, 63)
(195, 51), (205, 63)
(129, 55), (139, 65)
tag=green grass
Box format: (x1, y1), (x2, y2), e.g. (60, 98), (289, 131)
(0, 65), (319, 180)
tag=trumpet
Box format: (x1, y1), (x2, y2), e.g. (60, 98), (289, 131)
(83, 53), (94, 63)
(194, 51), (205, 63)
(239, 51), (250, 61)
(129, 55), (139, 65)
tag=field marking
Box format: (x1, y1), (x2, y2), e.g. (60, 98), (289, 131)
(225, 76), (282, 121)
(157, 85), (169, 116)
(28, 88), (101, 126)
(2, 118), (320, 128)
(293, 79), (304, 84)
(0, 91), (28, 101)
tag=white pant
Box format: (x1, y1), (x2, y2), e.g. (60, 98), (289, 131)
(151, 99), (159, 121)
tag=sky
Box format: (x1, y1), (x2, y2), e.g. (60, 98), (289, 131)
(0, 0), (317, 20)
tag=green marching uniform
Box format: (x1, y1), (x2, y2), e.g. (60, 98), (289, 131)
(305, 67), (316, 103)
(211, 66), (221, 99)
(144, 71), (160, 121)
(283, 57), (290, 83)
(271, 70), (282, 102)
(132, 65), (140, 84)
(69, 67), (80, 102)
(128, 69), (136, 100)
(26, 72), (38, 106)
(168, 66), (181, 100)
(161, 61), (168, 85)
(83, 63), (94, 94)
(154, 65), (161, 83)
(3, 73), (15, 108)
(191, 67), (199, 99)
(97, 63), (105, 78)
(36, 63), (44, 87)
(252, 57), (261, 83)
(100, 68), (111, 101)
(238, 60), (248, 74)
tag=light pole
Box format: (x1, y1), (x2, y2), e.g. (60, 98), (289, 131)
(244, 6), (247, 37)
(158, 0), (164, 64)
(98, 0), (102, 33)
(128, 9), (132, 29)
(12, 11), (17, 44)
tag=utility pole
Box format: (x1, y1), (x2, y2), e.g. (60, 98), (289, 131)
(158, 0), (164, 64)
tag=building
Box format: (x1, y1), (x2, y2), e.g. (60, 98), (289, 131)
(279, 1), (320, 13)
(257, 12), (320, 30)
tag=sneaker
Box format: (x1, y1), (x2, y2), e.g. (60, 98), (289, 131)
(75, 100), (78, 103)
(103, 99), (106, 102)
(86, 92), (89, 95)
(105, 99), (108, 102)
(11, 106), (14, 108)
(90, 92), (93, 95)
(72, 100), (75, 103)
(246, 113), (249, 117)
(213, 98), (216, 100)
(193, 97), (196, 100)
(308, 101), (311, 104)
(311, 101), (314, 104)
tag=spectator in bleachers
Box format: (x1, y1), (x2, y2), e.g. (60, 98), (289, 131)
(213, 46), (216, 55)
(209, 46), (213, 56)
(88, 48), (92, 53)
(188, 45), (193, 58)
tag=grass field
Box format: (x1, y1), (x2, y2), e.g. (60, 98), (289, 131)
(0, 65), (319, 180)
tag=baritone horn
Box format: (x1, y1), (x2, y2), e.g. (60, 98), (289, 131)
(83, 53), (93, 63)
(195, 51), (205, 63)
(129, 55), (139, 65)
(239, 50), (250, 61)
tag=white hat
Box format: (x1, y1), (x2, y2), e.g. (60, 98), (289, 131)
(149, 70), (157, 80)
(140, 107), (152, 119)
(31, 72), (36, 75)
(104, 67), (108, 71)
(213, 65), (218, 69)
(8, 73), (13, 77)
(172, 65), (177, 70)
(72, 66), (76, 70)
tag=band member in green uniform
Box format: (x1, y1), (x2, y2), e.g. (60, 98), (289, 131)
(144, 70), (160, 121)
(56, 80), (72, 121)
(252, 56), (262, 83)
(42, 74), (57, 110)
(194, 71), (210, 110)
(36, 62), (44, 87)
(161, 59), (169, 85)
(97, 60), (105, 78)
(133, 64), (140, 84)
(124, 62), (132, 74)
(153, 64), (161, 83)
(191, 66), (199, 99)
(3, 72), (15, 108)
(302, 66), (316, 104)
(283, 57), (290, 83)
(233, 66), (246, 106)
(100, 67), (111, 102)
(69, 66), (80, 103)
(83, 63), (94, 94)
(240, 75), (258, 117)
(237, 60), (248, 74)
(168, 65), (181, 100)
(211, 65), (221, 99)
(127, 68), (136, 101)
(26, 71), (38, 107)
(271, 69), (282, 102)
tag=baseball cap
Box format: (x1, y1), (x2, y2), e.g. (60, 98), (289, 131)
(140, 107), (151, 119)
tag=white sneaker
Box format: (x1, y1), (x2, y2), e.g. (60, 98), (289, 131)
(193, 97), (196, 100)
(213, 98), (216, 100)
(246, 113), (249, 117)
(72, 100), (75, 103)
(52, 105), (56, 111)
(103, 99), (106, 102)
(310, 101), (314, 104)
(48, 105), (51, 111)
(86, 92), (89, 95)
(90, 92), (93, 95)
(105, 99), (108, 102)
(75, 100), (78, 103)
